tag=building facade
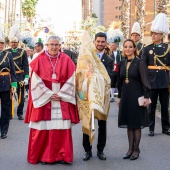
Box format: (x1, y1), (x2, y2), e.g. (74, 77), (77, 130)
(92, 0), (104, 25)
(82, 0), (92, 20)
(104, 0), (159, 36)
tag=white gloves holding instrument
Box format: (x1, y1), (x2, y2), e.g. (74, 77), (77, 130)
(23, 78), (29, 85)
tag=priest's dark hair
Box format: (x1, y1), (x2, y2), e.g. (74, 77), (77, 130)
(95, 32), (107, 41)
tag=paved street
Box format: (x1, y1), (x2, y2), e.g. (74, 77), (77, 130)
(0, 99), (170, 170)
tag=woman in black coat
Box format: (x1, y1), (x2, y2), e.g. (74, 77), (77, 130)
(117, 39), (150, 160)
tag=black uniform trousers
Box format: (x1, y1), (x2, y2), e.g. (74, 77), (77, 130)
(111, 72), (118, 88)
(16, 82), (25, 117)
(83, 120), (106, 152)
(0, 90), (11, 136)
(149, 88), (170, 131)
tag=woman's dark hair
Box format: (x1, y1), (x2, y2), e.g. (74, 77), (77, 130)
(122, 39), (138, 57)
(104, 46), (111, 55)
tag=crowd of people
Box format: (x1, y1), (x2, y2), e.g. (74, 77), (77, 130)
(0, 12), (170, 166)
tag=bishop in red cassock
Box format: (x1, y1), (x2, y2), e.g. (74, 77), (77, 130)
(24, 36), (79, 164)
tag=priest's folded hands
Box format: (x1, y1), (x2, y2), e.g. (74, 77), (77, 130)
(50, 94), (61, 101)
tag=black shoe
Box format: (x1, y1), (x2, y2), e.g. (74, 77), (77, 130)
(83, 151), (92, 161)
(1, 134), (7, 139)
(40, 161), (47, 165)
(130, 155), (139, 160)
(97, 151), (106, 160)
(123, 153), (133, 159)
(58, 160), (70, 164)
(18, 115), (24, 120)
(110, 98), (115, 102)
(130, 150), (140, 160)
(162, 129), (170, 135)
(148, 131), (154, 136)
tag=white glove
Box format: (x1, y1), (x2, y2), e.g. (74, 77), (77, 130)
(24, 78), (29, 85)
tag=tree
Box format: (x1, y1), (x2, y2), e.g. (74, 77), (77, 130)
(92, 13), (98, 18)
(22, 0), (38, 24)
(121, 0), (130, 39)
(136, 0), (146, 41)
(157, 0), (168, 14)
(4, 0), (7, 34)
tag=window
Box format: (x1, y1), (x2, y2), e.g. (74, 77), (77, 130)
(115, 16), (118, 19)
(115, 6), (118, 10)
(119, 6), (122, 10)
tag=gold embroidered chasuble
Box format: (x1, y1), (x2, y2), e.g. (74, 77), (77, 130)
(76, 31), (111, 144)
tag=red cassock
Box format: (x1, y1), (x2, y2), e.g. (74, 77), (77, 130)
(25, 51), (79, 164)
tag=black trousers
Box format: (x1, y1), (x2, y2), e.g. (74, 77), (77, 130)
(16, 82), (25, 116)
(83, 120), (106, 152)
(0, 90), (11, 136)
(111, 72), (118, 88)
(149, 88), (170, 131)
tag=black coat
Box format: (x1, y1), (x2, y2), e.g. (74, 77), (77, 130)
(63, 49), (78, 65)
(6, 48), (29, 82)
(0, 51), (17, 92)
(142, 43), (170, 89)
(137, 42), (145, 59)
(100, 53), (114, 78)
(117, 57), (150, 128)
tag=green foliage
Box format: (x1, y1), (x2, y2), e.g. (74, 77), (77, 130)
(22, 0), (38, 23)
(92, 13), (98, 18)
(38, 38), (42, 42)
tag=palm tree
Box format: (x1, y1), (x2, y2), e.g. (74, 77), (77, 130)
(4, 0), (7, 34)
(121, 0), (130, 39)
(14, 0), (17, 23)
(157, 0), (168, 14)
(8, 0), (11, 27)
(20, 0), (22, 27)
(22, 0), (38, 24)
(136, 0), (146, 41)
(11, 0), (15, 25)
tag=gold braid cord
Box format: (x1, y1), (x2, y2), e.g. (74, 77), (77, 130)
(138, 43), (145, 53)
(18, 81), (24, 105)
(0, 67), (10, 73)
(154, 44), (170, 70)
(13, 49), (24, 71)
(0, 52), (8, 65)
(136, 0), (146, 42)
(121, 0), (130, 39)
(13, 49), (24, 60)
